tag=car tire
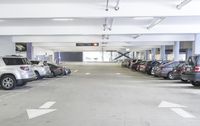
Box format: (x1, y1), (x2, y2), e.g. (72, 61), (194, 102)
(163, 77), (168, 79)
(0, 75), (16, 90)
(191, 81), (200, 87)
(35, 71), (41, 80)
(168, 72), (174, 80)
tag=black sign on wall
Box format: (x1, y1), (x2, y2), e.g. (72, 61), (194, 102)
(76, 43), (99, 46)
(59, 52), (83, 62)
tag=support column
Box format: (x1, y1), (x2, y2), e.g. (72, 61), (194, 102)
(136, 52), (139, 59)
(151, 48), (156, 61)
(160, 45), (166, 61)
(145, 50), (149, 60)
(27, 43), (33, 60)
(192, 34), (200, 55)
(186, 48), (192, 60)
(132, 51), (135, 59)
(0, 36), (15, 56)
(173, 41), (180, 61)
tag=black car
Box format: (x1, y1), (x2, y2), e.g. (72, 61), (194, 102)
(145, 60), (160, 75)
(181, 55), (200, 86)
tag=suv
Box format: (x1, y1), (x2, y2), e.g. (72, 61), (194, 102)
(30, 61), (52, 79)
(0, 55), (36, 90)
(181, 55), (200, 86)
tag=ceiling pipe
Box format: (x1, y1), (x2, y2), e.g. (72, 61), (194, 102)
(114, 0), (120, 11)
(105, 0), (109, 11)
(108, 18), (114, 31)
(146, 17), (165, 30)
(103, 18), (108, 31)
(176, 0), (192, 9)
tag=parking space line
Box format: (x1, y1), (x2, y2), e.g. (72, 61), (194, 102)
(171, 108), (196, 118)
(85, 73), (91, 75)
(39, 101), (56, 109)
(74, 70), (79, 73)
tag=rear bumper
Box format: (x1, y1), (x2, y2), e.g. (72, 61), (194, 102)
(17, 77), (36, 85)
(181, 73), (200, 81)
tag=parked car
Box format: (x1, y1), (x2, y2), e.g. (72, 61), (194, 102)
(0, 55), (36, 90)
(181, 55), (200, 86)
(138, 61), (147, 72)
(145, 60), (161, 75)
(159, 61), (185, 80)
(121, 59), (130, 67)
(130, 59), (142, 70)
(153, 61), (170, 76)
(46, 63), (64, 77)
(172, 63), (187, 82)
(30, 61), (52, 79)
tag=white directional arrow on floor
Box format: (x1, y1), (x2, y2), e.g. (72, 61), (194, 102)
(27, 101), (56, 119)
(159, 101), (195, 118)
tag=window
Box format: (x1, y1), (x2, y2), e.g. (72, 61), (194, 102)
(3, 58), (30, 65)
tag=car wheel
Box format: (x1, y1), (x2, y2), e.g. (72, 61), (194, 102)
(35, 71), (41, 80)
(168, 72), (174, 80)
(150, 69), (154, 75)
(191, 81), (200, 87)
(0, 75), (16, 90)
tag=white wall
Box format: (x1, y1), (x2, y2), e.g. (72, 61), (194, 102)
(33, 47), (54, 62)
(0, 36), (15, 56)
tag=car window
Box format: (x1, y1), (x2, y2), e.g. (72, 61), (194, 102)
(3, 58), (30, 65)
(188, 57), (195, 66)
(31, 61), (39, 65)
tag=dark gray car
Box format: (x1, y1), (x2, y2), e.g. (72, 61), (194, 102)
(159, 61), (185, 80)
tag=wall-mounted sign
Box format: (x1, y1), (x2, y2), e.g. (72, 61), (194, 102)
(76, 43), (99, 47)
(16, 43), (27, 52)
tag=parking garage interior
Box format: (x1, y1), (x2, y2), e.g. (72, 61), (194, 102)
(1, 0), (200, 126)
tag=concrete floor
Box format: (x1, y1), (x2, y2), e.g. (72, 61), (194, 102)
(0, 63), (200, 126)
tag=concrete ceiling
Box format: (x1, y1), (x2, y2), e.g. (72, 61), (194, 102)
(0, 0), (199, 51)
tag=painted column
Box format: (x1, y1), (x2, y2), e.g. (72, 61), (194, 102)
(173, 41), (180, 61)
(132, 51), (135, 59)
(136, 52), (139, 59)
(160, 45), (166, 61)
(26, 43), (33, 60)
(186, 48), (192, 60)
(192, 34), (200, 55)
(151, 48), (156, 61)
(145, 50), (149, 60)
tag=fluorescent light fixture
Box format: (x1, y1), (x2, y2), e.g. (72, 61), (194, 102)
(133, 17), (155, 20)
(146, 17), (165, 30)
(52, 18), (74, 21)
(176, 0), (192, 9)
(126, 48), (130, 51)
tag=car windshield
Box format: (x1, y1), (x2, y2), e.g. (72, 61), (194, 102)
(3, 58), (31, 65)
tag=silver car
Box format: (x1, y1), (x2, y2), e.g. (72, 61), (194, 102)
(30, 61), (52, 79)
(0, 55), (36, 90)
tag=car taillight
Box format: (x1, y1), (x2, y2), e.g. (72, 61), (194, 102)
(20, 66), (29, 71)
(194, 66), (200, 72)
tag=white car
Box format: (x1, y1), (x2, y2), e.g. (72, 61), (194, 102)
(0, 55), (36, 90)
(30, 61), (52, 79)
